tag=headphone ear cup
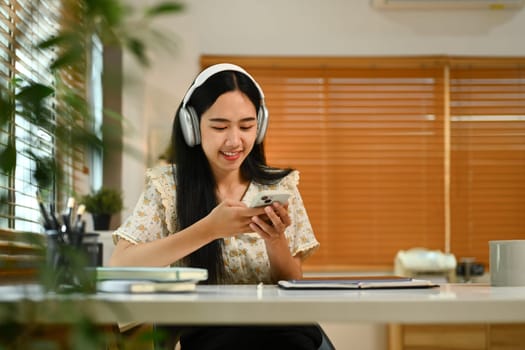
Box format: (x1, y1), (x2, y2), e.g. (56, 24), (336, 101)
(255, 103), (269, 144)
(179, 106), (201, 146)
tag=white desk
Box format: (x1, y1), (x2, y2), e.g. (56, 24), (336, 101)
(1, 283), (524, 325)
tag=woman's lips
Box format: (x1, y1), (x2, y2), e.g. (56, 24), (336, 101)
(221, 150), (242, 161)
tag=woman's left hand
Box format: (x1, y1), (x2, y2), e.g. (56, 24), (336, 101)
(250, 202), (291, 241)
(250, 202), (302, 281)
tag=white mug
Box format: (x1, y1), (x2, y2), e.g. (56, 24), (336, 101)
(489, 240), (525, 287)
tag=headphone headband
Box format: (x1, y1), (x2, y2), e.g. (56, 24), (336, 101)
(179, 63), (269, 147)
(182, 63), (265, 107)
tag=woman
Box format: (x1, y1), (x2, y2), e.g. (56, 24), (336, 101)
(110, 63), (322, 349)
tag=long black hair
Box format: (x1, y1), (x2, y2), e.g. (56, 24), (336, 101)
(170, 69), (292, 283)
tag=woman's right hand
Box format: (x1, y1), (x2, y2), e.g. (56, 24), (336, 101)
(205, 199), (266, 239)
(110, 199), (265, 267)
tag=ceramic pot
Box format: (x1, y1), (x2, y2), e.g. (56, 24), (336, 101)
(92, 213), (111, 230)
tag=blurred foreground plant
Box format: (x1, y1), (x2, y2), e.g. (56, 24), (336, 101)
(0, 0), (183, 348)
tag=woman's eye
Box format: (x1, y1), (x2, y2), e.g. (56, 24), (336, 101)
(212, 126), (227, 130)
(240, 125), (255, 131)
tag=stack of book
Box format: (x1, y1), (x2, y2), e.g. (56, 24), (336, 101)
(95, 266), (208, 293)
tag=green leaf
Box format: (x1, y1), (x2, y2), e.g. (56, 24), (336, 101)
(0, 92), (13, 127)
(85, 0), (126, 27)
(69, 128), (104, 151)
(145, 2), (185, 17)
(37, 32), (79, 50)
(81, 187), (123, 214)
(50, 49), (84, 70)
(31, 108), (56, 133)
(126, 38), (149, 66)
(0, 143), (16, 173)
(16, 83), (54, 104)
(102, 107), (125, 122)
(31, 155), (57, 189)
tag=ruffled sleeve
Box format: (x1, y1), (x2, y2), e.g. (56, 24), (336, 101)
(112, 165), (177, 244)
(277, 171), (320, 260)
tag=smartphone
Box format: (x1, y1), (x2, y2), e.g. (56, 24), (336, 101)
(249, 190), (291, 208)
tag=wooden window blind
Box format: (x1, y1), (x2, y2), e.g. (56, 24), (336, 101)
(449, 60), (525, 265)
(202, 56), (525, 271)
(0, 0), (60, 232)
(0, 0), (92, 233)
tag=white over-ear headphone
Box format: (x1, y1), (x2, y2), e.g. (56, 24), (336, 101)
(179, 63), (269, 147)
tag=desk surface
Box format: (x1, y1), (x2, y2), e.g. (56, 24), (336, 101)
(1, 283), (525, 324)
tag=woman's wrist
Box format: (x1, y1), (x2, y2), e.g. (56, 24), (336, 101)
(198, 215), (218, 242)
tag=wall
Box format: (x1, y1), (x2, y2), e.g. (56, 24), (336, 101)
(119, 1), (525, 349)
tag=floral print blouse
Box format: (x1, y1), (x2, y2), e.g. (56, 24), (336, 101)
(113, 165), (319, 283)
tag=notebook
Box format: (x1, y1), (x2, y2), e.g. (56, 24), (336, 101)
(92, 267), (208, 294)
(93, 266), (208, 282)
(97, 279), (197, 293)
(278, 275), (438, 290)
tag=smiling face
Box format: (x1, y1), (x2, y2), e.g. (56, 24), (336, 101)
(200, 90), (258, 178)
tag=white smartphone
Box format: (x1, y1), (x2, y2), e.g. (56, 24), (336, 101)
(249, 190), (291, 208)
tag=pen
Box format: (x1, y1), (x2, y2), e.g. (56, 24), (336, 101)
(74, 204), (85, 231)
(61, 214), (71, 244)
(49, 203), (60, 231)
(66, 197), (75, 228)
(60, 197), (75, 242)
(73, 204), (86, 247)
(35, 190), (52, 229)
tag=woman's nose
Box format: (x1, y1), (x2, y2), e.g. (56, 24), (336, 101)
(225, 128), (241, 146)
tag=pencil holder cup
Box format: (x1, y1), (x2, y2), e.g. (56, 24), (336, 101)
(44, 230), (71, 290)
(80, 233), (102, 267)
(44, 230), (96, 292)
(45, 230), (61, 269)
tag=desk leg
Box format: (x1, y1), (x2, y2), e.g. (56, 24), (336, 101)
(388, 324), (402, 350)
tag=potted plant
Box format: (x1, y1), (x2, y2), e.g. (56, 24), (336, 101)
(81, 187), (124, 230)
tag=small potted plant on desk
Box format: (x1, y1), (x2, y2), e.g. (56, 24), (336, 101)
(80, 187), (123, 230)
